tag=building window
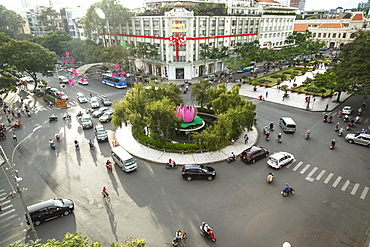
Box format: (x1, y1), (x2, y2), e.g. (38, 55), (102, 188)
(323, 33), (327, 38)
(153, 20), (159, 27)
(211, 21), (216, 27)
(136, 30), (141, 35)
(219, 20), (225, 26)
(318, 33), (321, 38)
(144, 21), (149, 27)
(231, 29), (236, 34)
(342, 33), (346, 38)
(232, 20), (237, 26)
(153, 30), (159, 36)
(135, 20), (140, 27)
(332, 33), (336, 38)
(173, 56), (186, 62)
(313, 33), (316, 38)
(201, 20), (206, 27)
(144, 30), (150, 36)
(250, 20), (254, 25)
(218, 30), (224, 35)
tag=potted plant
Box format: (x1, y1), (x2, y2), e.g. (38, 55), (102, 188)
(252, 81), (259, 91)
(280, 85), (289, 98)
(293, 83), (297, 87)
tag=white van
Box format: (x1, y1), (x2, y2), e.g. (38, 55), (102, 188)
(279, 117), (296, 133)
(111, 146), (137, 172)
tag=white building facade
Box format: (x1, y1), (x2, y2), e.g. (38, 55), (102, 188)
(100, 0), (296, 80)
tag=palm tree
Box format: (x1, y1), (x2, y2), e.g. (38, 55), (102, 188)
(147, 44), (159, 75)
(199, 44), (211, 75)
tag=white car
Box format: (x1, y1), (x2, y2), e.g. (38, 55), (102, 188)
(342, 106), (352, 115)
(78, 78), (89, 85)
(58, 76), (68, 84)
(267, 151), (295, 169)
(77, 93), (88, 103)
(90, 97), (100, 108)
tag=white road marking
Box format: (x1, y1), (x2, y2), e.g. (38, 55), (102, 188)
(316, 170), (326, 180)
(293, 161), (303, 171)
(332, 176), (342, 188)
(351, 183), (359, 195)
(324, 173), (334, 184)
(300, 164), (311, 174)
(360, 187), (369, 200)
(341, 180), (350, 191)
(307, 167), (318, 178)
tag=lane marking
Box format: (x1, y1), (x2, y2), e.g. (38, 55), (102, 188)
(300, 164), (310, 174)
(316, 170), (326, 180)
(351, 183), (359, 195)
(332, 176), (342, 188)
(307, 167), (318, 177)
(293, 161), (303, 171)
(324, 173), (334, 184)
(341, 180), (350, 191)
(360, 187), (369, 200)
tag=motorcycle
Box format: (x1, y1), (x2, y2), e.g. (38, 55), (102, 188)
(266, 134), (270, 141)
(11, 121), (22, 129)
(338, 128), (344, 137)
(323, 115), (328, 122)
(330, 143), (335, 150)
(267, 174), (274, 184)
(56, 135), (60, 142)
(227, 156), (237, 163)
(346, 123), (352, 131)
(89, 142), (95, 150)
(63, 114), (71, 120)
(165, 162), (178, 169)
(277, 135), (282, 143)
(281, 187), (295, 197)
(200, 226), (216, 242)
(172, 232), (187, 246)
(77, 111), (83, 117)
(305, 132), (311, 140)
(49, 115), (58, 123)
(343, 115), (349, 122)
(328, 116), (333, 123)
(106, 161), (113, 172)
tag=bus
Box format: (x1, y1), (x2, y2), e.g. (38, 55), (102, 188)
(102, 74), (127, 88)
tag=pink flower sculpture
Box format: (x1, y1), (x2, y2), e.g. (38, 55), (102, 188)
(112, 73), (116, 77)
(176, 104), (198, 123)
(80, 78), (85, 82)
(68, 79), (73, 83)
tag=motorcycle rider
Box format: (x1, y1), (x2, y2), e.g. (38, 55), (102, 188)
(306, 130), (311, 139)
(267, 172), (274, 183)
(323, 114), (328, 122)
(202, 222), (211, 236)
(338, 128), (344, 136)
(74, 140), (79, 149)
(277, 133), (282, 142)
(355, 115), (360, 123)
(175, 230), (184, 241)
(55, 132), (60, 141)
(88, 139), (94, 148)
(265, 130), (270, 140)
(335, 123), (340, 132)
(106, 160), (113, 171)
(328, 115), (333, 123)
(284, 183), (291, 192)
(49, 139), (54, 148)
(229, 152), (236, 161)
(344, 114), (349, 122)
(331, 139), (336, 147)
(168, 158), (176, 167)
(263, 126), (268, 135)
(270, 122), (274, 130)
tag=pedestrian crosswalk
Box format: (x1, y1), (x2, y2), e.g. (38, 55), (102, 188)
(286, 161), (369, 200)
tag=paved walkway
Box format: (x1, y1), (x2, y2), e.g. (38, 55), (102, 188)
(115, 66), (352, 165)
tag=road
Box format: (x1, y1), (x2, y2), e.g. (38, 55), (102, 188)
(0, 72), (368, 247)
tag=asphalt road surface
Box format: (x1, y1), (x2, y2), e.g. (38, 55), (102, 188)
(0, 72), (368, 247)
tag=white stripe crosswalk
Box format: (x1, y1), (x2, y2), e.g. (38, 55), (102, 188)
(289, 162), (368, 200)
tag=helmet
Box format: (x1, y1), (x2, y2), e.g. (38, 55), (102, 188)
(285, 183), (289, 186)
(202, 222), (206, 225)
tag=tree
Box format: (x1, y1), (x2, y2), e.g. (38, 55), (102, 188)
(41, 31), (72, 56)
(199, 44), (211, 75)
(9, 232), (146, 247)
(191, 80), (211, 107)
(334, 31), (370, 98)
(0, 6), (24, 37)
(0, 40), (56, 90)
(147, 44), (159, 75)
(36, 7), (61, 32)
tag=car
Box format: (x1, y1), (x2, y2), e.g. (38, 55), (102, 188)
(101, 97), (112, 106)
(181, 164), (216, 181)
(99, 110), (114, 123)
(267, 151), (295, 169)
(90, 97), (100, 108)
(55, 91), (69, 100)
(77, 92), (88, 103)
(78, 78), (89, 85)
(342, 106), (352, 115)
(45, 87), (59, 96)
(80, 114), (93, 129)
(243, 67), (254, 72)
(92, 107), (113, 117)
(20, 77), (34, 82)
(26, 198), (74, 226)
(345, 133), (370, 147)
(240, 146), (269, 164)
(58, 76), (68, 84)
(94, 125), (108, 142)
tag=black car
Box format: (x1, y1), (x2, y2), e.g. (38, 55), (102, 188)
(182, 164), (216, 181)
(240, 146), (269, 164)
(101, 97), (112, 106)
(26, 198), (74, 226)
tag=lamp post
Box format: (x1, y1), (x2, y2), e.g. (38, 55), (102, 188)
(3, 125), (42, 240)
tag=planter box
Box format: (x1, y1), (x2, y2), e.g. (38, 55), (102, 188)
(253, 88), (257, 91)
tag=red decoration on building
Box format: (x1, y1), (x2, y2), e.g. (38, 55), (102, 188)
(169, 20), (187, 60)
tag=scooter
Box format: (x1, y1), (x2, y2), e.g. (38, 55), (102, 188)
(50, 142), (55, 150)
(227, 156), (237, 163)
(63, 114), (71, 120)
(328, 116), (333, 123)
(338, 128), (344, 137)
(165, 162), (178, 169)
(200, 226), (216, 242)
(89, 142), (95, 150)
(56, 135), (60, 142)
(306, 132), (310, 140)
(106, 161), (113, 172)
(266, 135), (270, 141)
(172, 232), (187, 246)
(281, 188), (295, 197)
(267, 174), (274, 184)
(49, 115), (58, 122)
(330, 143), (335, 150)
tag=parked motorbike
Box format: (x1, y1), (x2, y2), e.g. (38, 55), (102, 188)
(172, 231), (187, 246)
(165, 162), (178, 169)
(267, 173), (274, 184)
(266, 134), (270, 141)
(49, 115), (58, 123)
(281, 187), (295, 197)
(200, 225), (216, 242)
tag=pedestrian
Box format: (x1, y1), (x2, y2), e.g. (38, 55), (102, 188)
(7, 107), (10, 114)
(11, 111), (15, 118)
(244, 134), (249, 144)
(12, 133), (17, 142)
(294, 78), (296, 82)
(282, 95), (285, 101)
(266, 91), (268, 98)
(2, 107), (6, 114)
(325, 104), (329, 112)
(90, 92), (92, 97)
(20, 96), (23, 103)
(7, 115), (11, 123)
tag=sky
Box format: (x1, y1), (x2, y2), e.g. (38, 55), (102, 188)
(1, 0), (364, 14)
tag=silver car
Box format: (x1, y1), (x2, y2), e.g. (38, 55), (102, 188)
(345, 133), (370, 147)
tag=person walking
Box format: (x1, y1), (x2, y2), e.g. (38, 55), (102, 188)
(11, 111), (15, 119)
(265, 91), (268, 98)
(12, 133), (17, 142)
(244, 134), (249, 144)
(7, 115), (11, 123)
(325, 104), (329, 112)
(90, 91), (93, 98)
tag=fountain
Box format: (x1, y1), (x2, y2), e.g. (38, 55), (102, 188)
(176, 104), (205, 132)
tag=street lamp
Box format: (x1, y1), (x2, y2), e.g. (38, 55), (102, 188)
(2, 125), (42, 240)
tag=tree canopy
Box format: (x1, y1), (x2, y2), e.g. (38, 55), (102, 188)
(36, 7), (61, 32)
(0, 5), (24, 37)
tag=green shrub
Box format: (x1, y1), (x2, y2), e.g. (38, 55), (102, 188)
(36, 92), (45, 97)
(151, 77), (157, 80)
(44, 95), (55, 102)
(197, 107), (215, 114)
(269, 74), (281, 78)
